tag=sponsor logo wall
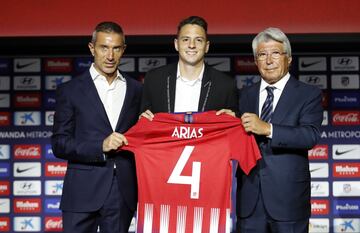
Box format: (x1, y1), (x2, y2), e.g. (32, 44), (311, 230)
(0, 54), (359, 232)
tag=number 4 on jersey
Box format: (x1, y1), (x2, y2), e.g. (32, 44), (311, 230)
(167, 145), (201, 199)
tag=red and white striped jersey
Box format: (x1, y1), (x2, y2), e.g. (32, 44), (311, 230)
(123, 111), (261, 233)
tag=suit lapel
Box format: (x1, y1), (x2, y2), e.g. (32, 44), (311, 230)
(115, 75), (132, 131)
(198, 65), (211, 111)
(79, 72), (112, 129)
(271, 77), (299, 124)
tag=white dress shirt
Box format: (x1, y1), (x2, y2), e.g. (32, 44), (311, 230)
(90, 64), (127, 131)
(258, 73), (290, 137)
(174, 63), (205, 113)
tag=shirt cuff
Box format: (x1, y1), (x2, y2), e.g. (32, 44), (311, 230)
(267, 123), (273, 138)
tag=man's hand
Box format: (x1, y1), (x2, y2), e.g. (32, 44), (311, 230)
(139, 109), (154, 121)
(103, 132), (128, 152)
(216, 109), (235, 117)
(241, 112), (271, 136)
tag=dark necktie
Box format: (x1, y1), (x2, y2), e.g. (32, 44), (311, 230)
(261, 86), (276, 123)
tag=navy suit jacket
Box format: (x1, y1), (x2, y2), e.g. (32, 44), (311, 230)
(236, 76), (323, 221)
(140, 63), (238, 113)
(51, 71), (142, 212)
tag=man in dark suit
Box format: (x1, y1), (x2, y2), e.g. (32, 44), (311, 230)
(51, 22), (141, 233)
(236, 27), (323, 233)
(140, 16), (237, 117)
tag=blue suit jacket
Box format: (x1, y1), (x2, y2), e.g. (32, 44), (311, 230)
(51, 71), (142, 212)
(236, 76), (323, 221)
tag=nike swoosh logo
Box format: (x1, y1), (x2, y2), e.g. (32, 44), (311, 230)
(335, 148), (357, 156)
(119, 61), (132, 66)
(310, 167), (323, 173)
(16, 166), (36, 173)
(301, 61), (322, 68)
(16, 61), (37, 69)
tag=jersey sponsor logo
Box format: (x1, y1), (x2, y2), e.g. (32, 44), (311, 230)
(14, 58), (41, 72)
(13, 76), (41, 90)
(44, 217), (63, 231)
(311, 199), (329, 215)
(138, 57), (166, 72)
(309, 218), (329, 233)
(235, 75), (261, 89)
(45, 180), (63, 196)
(13, 162), (41, 177)
(333, 181), (360, 197)
(45, 162), (67, 177)
(171, 126), (204, 139)
(0, 181), (10, 196)
(310, 163), (329, 178)
(0, 198), (10, 213)
(45, 75), (72, 90)
(0, 163), (9, 177)
(205, 57), (231, 71)
(331, 92), (360, 108)
(333, 218), (360, 233)
(333, 144), (360, 160)
(0, 217), (10, 231)
(0, 76), (10, 90)
(0, 94), (10, 108)
(299, 75), (327, 89)
(14, 92), (41, 108)
(332, 111), (360, 125)
(14, 111), (41, 126)
(234, 56), (258, 73)
(13, 180), (41, 196)
(331, 74), (360, 89)
(0, 145), (10, 160)
(311, 181), (329, 197)
(44, 198), (61, 213)
(308, 145), (328, 160)
(333, 199), (360, 215)
(14, 144), (41, 159)
(118, 57), (135, 72)
(331, 56), (359, 71)
(298, 57), (327, 71)
(44, 58), (73, 73)
(14, 198), (41, 213)
(14, 216), (41, 232)
(333, 163), (360, 177)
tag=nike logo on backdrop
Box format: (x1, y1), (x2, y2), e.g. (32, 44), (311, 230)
(16, 166), (36, 173)
(310, 167), (323, 173)
(16, 61), (37, 69)
(335, 148), (357, 156)
(301, 61), (322, 68)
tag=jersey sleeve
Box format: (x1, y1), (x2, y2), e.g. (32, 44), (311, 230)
(228, 124), (261, 175)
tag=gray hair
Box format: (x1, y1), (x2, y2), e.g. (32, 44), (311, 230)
(91, 21), (125, 44)
(252, 27), (291, 58)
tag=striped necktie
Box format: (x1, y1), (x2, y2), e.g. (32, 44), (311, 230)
(261, 86), (276, 123)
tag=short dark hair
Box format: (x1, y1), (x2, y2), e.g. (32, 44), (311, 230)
(91, 21), (124, 43)
(177, 16), (208, 37)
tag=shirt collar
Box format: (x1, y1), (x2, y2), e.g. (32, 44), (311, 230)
(90, 63), (125, 82)
(176, 62), (205, 84)
(260, 72), (290, 92)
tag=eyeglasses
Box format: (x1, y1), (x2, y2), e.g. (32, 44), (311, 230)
(256, 51), (287, 61)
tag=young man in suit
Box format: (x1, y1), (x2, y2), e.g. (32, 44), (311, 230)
(52, 22), (142, 233)
(236, 27), (323, 233)
(140, 15), (237, 117)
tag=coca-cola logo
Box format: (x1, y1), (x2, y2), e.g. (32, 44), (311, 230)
(45, 217), (63, 231)
(332, 111), (360, 125)
(309, 145), (328, 160)
(14, 145), (41, 159)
